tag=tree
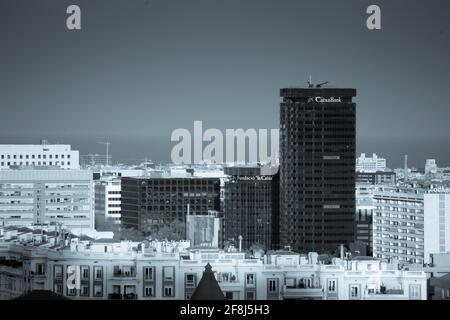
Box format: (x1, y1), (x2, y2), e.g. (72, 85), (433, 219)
(145, 219), (185, 241)
(95, 215), (146, 242)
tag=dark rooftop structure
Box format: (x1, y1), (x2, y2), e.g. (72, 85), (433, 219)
(190, 263), (225, 300)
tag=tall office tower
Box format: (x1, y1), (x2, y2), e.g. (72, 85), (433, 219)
(224, 166), (279, 251)
(121, 177), (220, 237)
(279, 85), (356, 253)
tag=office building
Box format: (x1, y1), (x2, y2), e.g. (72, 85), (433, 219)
(121, 176), (221, 236)
(356, 171), (396, 185)
(224, 166), (279, 250)
(279, 86), (356, 253)
(0, 168), (94, 231)
(0, 143), (79, 170)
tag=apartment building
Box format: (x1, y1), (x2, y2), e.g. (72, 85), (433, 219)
(0, 225), (426, 300)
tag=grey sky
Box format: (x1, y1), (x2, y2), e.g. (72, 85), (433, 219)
(1, 0), (449, 167)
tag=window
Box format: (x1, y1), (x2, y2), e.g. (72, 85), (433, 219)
(246, 273), (255, 286)
(164, 286), (173, 297)
(327, 279), (337, 292)
(80, 285), (89, 297)
(268, 279), (278, 293)
(350, 285), (361, 299)
(409, 284), (421, 300)
(144, 267), (154, 281)
(67, 287), (77, 296)
(94, 284), (103, 297)
(94, 266), (103, 280)
(54, 265), (63, 280)
(185, 273), (196, 287)
(246, 291), (255, 300)
(81, 266), (89, 280)
(144, 286), (154, 297)
(36, 263), (46, 275)
(225, 291), (233, 300)
(163, 266), (174, 281)
(54, 283), (63, 294)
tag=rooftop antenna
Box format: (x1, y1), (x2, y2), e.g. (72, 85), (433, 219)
(97, 142), (111, 166)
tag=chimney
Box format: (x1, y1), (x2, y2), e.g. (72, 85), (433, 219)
(238, 235), (243, 252)
(340, 244), (345, 260)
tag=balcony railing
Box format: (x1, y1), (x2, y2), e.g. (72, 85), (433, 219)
(108, 293), (123, 300)
(368, 289), (404, 295)
(282, 285), (324, 299)
(123, 293), (137, 300)
(113, 270), (136, 278)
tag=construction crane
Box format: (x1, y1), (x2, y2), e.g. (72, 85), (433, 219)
(316, 81), (329, 88)
(97, 142), (111, 166)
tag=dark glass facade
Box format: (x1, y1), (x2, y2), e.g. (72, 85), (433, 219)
(121, 177), (220, 236)
(279, 87), (356, 253)
(224, 166), (279, 250)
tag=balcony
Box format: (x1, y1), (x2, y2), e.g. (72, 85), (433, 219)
(112, 267), (136, 278)
(108, 293), (123, 300)
(282, 285), (324, 300)
(123, 293), (137, 300)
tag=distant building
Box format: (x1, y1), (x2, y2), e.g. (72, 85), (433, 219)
(424, 193), (450, 263)
(356, 153), (386, 173)
(92, 167), (145, 180)
(373, 186), (450, 265)
(355, 184), (374, 255)
(186, 211), (221, 248)
(373, 186), (425, 264)
(121, 176), (221, 236)
(425, 159), (438, 176)
(224, 166), (279, 251)
(0, 168), (94, 231)
(80, 154), (112, 168)
(0, 142), (79, 170)
(94, 177), (122, 224)
(356, 171), (396, 185)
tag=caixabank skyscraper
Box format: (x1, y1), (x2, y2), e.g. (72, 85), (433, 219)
(279, 83), (356, 253)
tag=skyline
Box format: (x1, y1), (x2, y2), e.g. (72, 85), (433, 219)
(1, 0), (450, 167)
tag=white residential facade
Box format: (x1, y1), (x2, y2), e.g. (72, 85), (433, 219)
(0, 225), (427, 300)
